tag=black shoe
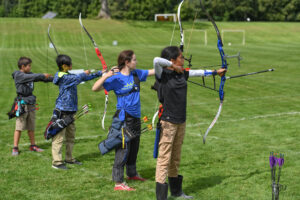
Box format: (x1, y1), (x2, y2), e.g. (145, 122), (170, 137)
(65, 160), (82, 165)
(169, 175), (193, 199)
(52, 164), (68, 170)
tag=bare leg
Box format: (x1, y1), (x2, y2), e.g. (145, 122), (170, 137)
(13, 130), (22, 147)
(27, 130), (35, 145)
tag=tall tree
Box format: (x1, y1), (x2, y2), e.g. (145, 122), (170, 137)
(97, 0), (110, 19)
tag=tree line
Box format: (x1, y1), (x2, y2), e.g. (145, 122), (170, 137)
(0, 0), (299, 21)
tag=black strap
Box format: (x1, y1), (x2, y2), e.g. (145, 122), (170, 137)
(17, 93), (33, 98)
(133, 73), (140, 88)
(117, 73), (140, 98)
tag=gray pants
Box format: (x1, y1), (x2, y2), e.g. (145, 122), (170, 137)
(112, 115), (141, 183)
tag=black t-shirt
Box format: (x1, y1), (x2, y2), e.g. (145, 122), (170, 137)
(159, 68), (189, 124)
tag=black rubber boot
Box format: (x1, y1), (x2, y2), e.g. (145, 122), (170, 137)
(156, 182), (168, 200)
(168, 175), (193, 199)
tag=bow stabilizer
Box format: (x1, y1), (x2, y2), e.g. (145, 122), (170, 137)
(226, 68), (274, 80)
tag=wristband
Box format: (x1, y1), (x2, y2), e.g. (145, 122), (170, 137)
(212, 70), (217, 76)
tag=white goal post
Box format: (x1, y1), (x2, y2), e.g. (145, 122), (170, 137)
(154, 14), (176, 22)
(183, 29), (207, 46)
(221, 29), (246, 45)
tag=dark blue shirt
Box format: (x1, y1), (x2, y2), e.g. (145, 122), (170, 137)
(53, 71), (102, 111)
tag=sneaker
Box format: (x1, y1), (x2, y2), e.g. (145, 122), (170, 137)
(12, 147), (19, 156)
(127, 175), (146, 181)
(29, 145), (44, 152)
(114, 182), (136, 191)
(65, 160), (82, 165)
(52, 164), (68, 170)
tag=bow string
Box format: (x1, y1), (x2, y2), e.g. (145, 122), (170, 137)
(79, 13), (109, 130)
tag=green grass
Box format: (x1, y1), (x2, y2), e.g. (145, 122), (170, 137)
(0, 18), (300, 199)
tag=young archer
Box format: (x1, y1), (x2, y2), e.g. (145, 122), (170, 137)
(11, 57), (53, 156)
(93, 50), (155, 191)
(153, 46), (226, 200)
(51, 54), (103, 170)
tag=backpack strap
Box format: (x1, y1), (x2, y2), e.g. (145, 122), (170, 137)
(133, 71), (140, 88)
(117, 72), (140, 98)
(151, 73), (165, 104)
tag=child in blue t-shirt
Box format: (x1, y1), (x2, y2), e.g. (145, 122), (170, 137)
(92, 50), (154, 191)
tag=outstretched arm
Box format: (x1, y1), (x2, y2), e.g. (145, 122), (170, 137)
(189, 68), (226, 77)
(79, 70), (103, 82)
(16, 72), (51, 83)
(92, 68), (118, 92)
(147, 69), (155, 76)
(153, 57), (172, 79)
(43, 74), (54, 82)
(189, 69), (216, 77)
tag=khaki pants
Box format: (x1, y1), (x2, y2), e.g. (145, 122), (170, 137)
(52, 122), (76, 165)
(15, 105), (36, 131)
(155, 120), (186, 184)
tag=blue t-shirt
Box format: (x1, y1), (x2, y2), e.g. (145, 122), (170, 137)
(103, 69), (148, 120)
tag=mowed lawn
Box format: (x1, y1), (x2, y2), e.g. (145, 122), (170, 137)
(0, 17), (300, 200)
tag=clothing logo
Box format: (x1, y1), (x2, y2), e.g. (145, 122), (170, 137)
(27, 82), (34, 89)
(122, 81), (134, 91)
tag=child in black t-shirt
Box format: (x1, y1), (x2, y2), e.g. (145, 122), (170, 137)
(153, 46), (225, 200)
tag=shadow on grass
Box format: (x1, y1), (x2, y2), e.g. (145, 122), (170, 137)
(241, 169), (264, 181)
(186, 175), (225, 193)
(35, 141), (51, 150)
(76, 151), (103, 162)
(185, 169), (264, 194)
(138, 166), (156, 180)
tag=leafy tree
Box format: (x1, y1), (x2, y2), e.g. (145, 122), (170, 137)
(0, 0), (299, 21)
(257, 0), (289, 21)
(282, 0), (300, 21)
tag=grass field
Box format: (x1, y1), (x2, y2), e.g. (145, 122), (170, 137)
(0, 17), (300, 200)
